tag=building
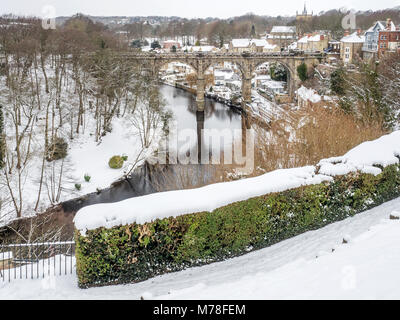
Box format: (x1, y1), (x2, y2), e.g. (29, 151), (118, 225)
(229, 39), (251, 53)
(183, 45), (218, 53)
(229, 39), (278, 53)
(377, 19), (400, 58)
(340, 30), (365, 64)
(267, 26), (297, 49)
(363, 20), (396, 61)
(297, 33), (329, 52)
(263, 43), (280, 53)
(327, 40), (341, 53)
(162, 40), (181, 50)
(296, 3), (313, 22)
(250, 39), (269, 52)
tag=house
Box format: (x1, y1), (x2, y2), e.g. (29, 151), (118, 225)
(377, 19), (400, 58)
(229, 39), (251, 53)
(327, 40), (341, 53)
(162, 40), (181, 50)
(183, 45), (217, 53)
(363, 19), (396, 61)
(229, 39), (276, 53)
(267, 26), (297, 49)
(297, 33), (329, 52)
(263, 43), (280, 53)
(249, 39), (269, 52)
(340, 30), (365, 64)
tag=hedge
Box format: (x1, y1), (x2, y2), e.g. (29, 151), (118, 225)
(75, 164), (400, 288)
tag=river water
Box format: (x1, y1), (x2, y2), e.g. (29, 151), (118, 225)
(61, 84), (245, 213)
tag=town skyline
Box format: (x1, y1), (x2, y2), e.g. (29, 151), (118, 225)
(1, 0), (400, 19)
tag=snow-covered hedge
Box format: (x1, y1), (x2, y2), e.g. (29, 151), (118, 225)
(74, 131), (400, 288)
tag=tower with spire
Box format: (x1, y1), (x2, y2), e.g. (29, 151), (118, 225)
(296, 2), (313, 22)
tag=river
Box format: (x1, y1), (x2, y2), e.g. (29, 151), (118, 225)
(61, 84), (245, 214)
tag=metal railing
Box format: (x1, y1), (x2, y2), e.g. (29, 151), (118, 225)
(0, 241), (75, 282)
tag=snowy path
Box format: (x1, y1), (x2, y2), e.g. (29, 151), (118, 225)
(1, 197), (400, 299)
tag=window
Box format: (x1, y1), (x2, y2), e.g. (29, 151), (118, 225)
(345, 47), (350, 52)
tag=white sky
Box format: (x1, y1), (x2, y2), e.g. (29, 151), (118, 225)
(0, 0), (399, 19)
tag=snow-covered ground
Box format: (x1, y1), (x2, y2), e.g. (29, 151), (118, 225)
(1, 196), (399, 300)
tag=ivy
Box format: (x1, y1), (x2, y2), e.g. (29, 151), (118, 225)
(75, 164), (400, 288)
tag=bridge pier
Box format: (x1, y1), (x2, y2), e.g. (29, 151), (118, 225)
(196, 77), (205, 112)
(241, 77), (252, 110)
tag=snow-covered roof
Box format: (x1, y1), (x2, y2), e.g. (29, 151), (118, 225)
(341, 32), (365, 43)
(184, 45), (216, 52)
(288, 42), (297, 49)
(298, 34), (325, 43)
(250, 39), (268, 47)
(270, 26), (296, 34)
(366, 20), (396, 33)
(264, 43), (278, 50)
(231, 39), (250, 48)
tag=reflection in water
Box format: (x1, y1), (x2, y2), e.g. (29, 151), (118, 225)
(62, 85), (244, 213)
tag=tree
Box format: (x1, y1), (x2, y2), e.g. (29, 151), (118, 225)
(0, 104), (4, 169)
(151, 40), (161, 50)
(270, 63), (287, 82)
(250, 25), (256, 38)
(297, 63), (308, 82)
(379, 53), (400, 128)
(330, 68), (346, 96)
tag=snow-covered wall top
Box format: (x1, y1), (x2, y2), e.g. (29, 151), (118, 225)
(74, 166), (332, 235)
(74, 131), (400, 235)
(318, 131), (400, 176)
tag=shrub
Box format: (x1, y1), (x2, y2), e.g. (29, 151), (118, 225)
(84, 174), (91, 182)
(46, 137), (68, 161)
(122, 155), (128, 161)
(75, 183), (82, 191)
(108, 156), (124, 169)
(75, 164), (400, 288)
(297, 62), (308, 82)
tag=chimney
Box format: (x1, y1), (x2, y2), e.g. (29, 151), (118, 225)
(357, 28), (362, 35)
(344, 30), (350, 37)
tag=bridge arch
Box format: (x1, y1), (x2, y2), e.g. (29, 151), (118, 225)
(252, 60), (294, 100)
(124, 53), (324, 112)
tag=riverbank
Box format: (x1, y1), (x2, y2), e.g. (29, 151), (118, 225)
(0, 84), (246, 241)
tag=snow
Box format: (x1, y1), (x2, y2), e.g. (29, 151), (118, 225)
(298, 34), (324, 43)
(341, 32), (365, 43)
(270, 26), (296, 34)
(297, 85), (322, 103)
(231, 39), (250, 48)
(74, 166), (332, 234)
(74, 130), (400, 234)
(318, 131), (400, 176)
(67, 118), (147, 195)
(263, 43), (278, 50)
(0, 251), (13, 261)
(288, 42), (297, 49)
(2, 197), (400, 299)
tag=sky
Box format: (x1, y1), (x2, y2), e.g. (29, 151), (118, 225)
(0, 0), (399, 19)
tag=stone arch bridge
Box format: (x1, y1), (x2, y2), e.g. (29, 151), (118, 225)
(122, 52), (324, 112)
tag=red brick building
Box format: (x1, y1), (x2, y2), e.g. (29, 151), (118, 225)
(378, 19), (400, 58)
